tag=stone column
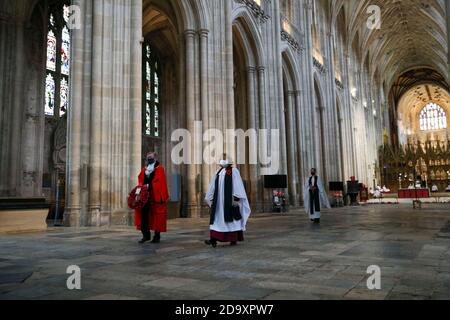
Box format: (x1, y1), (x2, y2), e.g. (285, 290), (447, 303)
(446, 0), (450, 84)
(294, 89), (305, 202)
(65, 0), (89, 226)
(0, 1), (46, 198)
(257, 67), (267, 130)
(247, 66), (258, 209)
(127, 0), (143, 225)
(344, 53), (357, 177)
(66, 0), (143, 227)
(10, 18), (25, 198)
(88, 0), (106, 226)
(323, 32), (340, 182)
(302, 0), (317, 173)
(185, 29), (200, 217)
(199, 29), (210, 203)
(286, 91), (298, 206)
(224, 0), (235, 159)
(257, 66), (267, 208)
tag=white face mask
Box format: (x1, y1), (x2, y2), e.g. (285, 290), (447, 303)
(219, 160), (229, 168)
(145, 163), (155, 176)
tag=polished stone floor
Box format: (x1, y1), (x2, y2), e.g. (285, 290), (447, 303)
(1, 204), (450, 300)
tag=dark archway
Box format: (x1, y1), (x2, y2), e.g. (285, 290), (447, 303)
(143, 0), (184, 218)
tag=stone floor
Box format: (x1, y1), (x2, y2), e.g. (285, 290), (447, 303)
(1, 204), (450, 300)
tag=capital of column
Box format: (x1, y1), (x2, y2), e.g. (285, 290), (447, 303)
(248, 66), (257, 73)
(198, 29), (209, 37)
(184, 29), (196, 38)
(257, 66), (265, 73)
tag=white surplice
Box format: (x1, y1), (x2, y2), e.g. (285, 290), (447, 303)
(303, 175), (330, 219)
(205, 168), (251, 233)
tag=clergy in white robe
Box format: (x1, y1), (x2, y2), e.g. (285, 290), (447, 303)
(204, 160), (251, 247)
(303, 168), (330, 223)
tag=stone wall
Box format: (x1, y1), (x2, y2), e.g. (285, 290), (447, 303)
(0, 0), (389, 226)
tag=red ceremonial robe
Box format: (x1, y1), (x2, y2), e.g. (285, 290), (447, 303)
(134, 166), (169, 232)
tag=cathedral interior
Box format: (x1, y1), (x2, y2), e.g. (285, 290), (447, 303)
(2, 0), (450, 303)
(0, 0), (449, 227)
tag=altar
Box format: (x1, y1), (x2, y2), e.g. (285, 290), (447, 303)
(398, 188), (430, 199)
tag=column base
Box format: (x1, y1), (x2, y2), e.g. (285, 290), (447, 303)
(186, 203), (203, 218)
(111, 209), (133, 226)
(63, 207), (81, 227)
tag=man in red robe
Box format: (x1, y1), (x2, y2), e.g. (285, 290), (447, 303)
(134, 152), (169, 244)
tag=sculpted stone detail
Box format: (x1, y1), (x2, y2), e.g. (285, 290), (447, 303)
(234, 0), (270, 23)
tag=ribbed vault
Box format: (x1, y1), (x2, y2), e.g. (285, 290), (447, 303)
(331, 0), (448, 89)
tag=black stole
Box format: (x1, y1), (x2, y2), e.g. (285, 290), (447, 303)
(210, 166), (234, 225)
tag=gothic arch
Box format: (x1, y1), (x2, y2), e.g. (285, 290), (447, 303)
(232, 9), (265, 67)
(144, 0), (207, 35)
(231, 10), (267, 209)
(281, 47), (300, 92)
(282, 50), (301, 205)
(187, 0), (210, 30)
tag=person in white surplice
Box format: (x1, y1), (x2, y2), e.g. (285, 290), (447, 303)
(303, 168), (330, 224)
(204, 160), (251, 247)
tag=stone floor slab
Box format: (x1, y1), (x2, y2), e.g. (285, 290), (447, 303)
(1, 204), (449, 300)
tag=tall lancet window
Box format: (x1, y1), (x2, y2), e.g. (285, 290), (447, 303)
(45, 2), (71, 117)
(419, 103), (447, 131)
(142, 42), (161, 137)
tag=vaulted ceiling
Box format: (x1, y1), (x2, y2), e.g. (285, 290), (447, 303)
(330, 0), (448, 92)
(398, 83), (450, 116)
(143, 0), (179, 58)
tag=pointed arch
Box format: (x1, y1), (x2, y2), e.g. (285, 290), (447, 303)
(281, 47), (300, 92)
(232, 8), (265, 67)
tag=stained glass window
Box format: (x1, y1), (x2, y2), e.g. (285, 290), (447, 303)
(142, 42), (162, 137)
(49, 14), (55, 27)
(46, 30), (57, 72)
(45, 2), (71, 118)
(145, 103), (151, 136)
(419, 103), (447, 131)
(63, 5), (70, 23)
(45, 74), (55, 116)
(61, 26), (71, 76)
(60, 78), (69, 116)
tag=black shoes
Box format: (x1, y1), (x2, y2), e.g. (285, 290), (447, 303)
(151, 233), (161, 243)
(314, 218), (321, 224)
(205, 239), (217, 248)
(205, 240), (237, 247)
(138, 238), (150, 244)
(139, 231), (161, 244)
